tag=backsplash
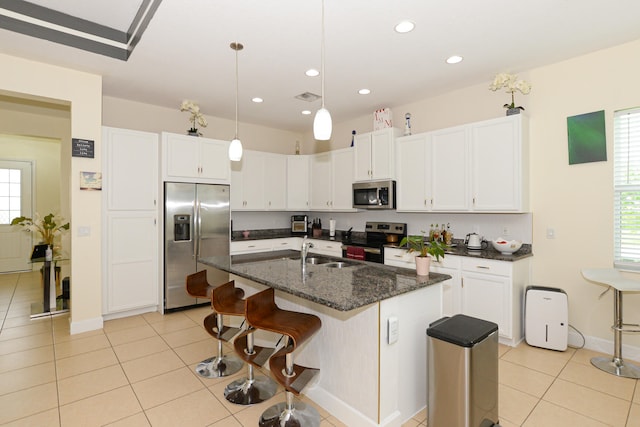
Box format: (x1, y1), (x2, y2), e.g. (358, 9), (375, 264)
(231, 211), (533, 243)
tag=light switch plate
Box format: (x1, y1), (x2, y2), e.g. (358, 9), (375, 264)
(388, 316), (399, 344)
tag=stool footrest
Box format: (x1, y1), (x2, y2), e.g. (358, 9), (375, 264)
(613, 325), (640, 333)
(270, 347), (319, 395)
(233, 331), (274, 368)
(203, 313), (242, 342)
(219, 325), (242, 341)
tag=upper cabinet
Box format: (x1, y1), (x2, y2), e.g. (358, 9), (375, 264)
(231, 150), (287, 211)
(310, 148), (356, 211)
(353, 128), (402, 182)
(287, 155), (310, 211)
(162, 132), (230, 184)
(470, 115), (529, 212)
(396, 115), (529, 213)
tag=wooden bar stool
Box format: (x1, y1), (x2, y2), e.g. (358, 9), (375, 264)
(186, 271), (243, 378)
(245, 287), (322, 427)
(223, 289), (278, 405)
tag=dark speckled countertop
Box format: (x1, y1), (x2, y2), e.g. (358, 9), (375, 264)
(199, 250), (450, 311)
(232, 229), (533, 262)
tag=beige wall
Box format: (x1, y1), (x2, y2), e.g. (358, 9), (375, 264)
(102, 96), (304, 155)
(0, 53), (103, 333)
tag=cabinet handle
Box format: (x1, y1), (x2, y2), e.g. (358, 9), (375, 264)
(248, 245), (256, 248)
(476, 266), (490, 270)
(394, 254), (403, 258)
(461, 278), (464, 288)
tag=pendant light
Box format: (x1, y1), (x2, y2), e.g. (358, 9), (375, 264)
(313, 0), (332, 140)
(229, 42), (244, 161)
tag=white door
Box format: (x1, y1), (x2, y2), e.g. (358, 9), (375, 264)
(0, 160), (33, 272)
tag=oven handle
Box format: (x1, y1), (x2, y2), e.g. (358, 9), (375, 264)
(341, 245), (381, 255)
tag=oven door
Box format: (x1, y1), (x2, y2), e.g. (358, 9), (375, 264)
(342, 245), (383, 263)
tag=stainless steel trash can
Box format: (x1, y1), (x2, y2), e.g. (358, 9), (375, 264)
(427, 314), (499, 427)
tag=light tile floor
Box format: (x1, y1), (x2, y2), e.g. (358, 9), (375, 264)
(1, 271), (640, 426)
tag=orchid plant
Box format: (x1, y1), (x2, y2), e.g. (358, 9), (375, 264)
(11, 212), (70, 252)
(489, 73), (532, 111)
(180, 100), (208, 135)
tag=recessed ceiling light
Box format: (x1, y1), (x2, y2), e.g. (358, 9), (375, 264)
(394, 20), (415, 33)
(358, 88), (371, 95)
(446, 55), (463, 64)
(302, 110), (311, 115)
(305, 69), (320, 77)
(252, 97), (263, 103)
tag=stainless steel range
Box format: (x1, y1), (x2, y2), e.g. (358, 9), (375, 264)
(342, 221), (407, 263)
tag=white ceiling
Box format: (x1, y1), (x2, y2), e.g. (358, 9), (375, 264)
(1, 0), (640, 133)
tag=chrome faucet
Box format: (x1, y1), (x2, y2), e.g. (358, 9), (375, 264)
(301, 235), (314, 266)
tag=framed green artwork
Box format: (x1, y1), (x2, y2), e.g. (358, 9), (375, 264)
(567, 110), (607, 165)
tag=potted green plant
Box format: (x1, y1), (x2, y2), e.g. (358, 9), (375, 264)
(399, 231), (447, 276)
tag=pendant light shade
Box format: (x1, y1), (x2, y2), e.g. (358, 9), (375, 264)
(313, 0), (332, 141)
(313, 107), (332, 141)
(229, 42), (244, 161)
(229, 138), (243, 161)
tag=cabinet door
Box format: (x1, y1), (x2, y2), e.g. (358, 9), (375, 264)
(471, 116), (523, 211)
(353, 133), (372, 181)
(104, 127), (158, 211)
(105, 212), (158, 313)
(264, 153), (287, 210)
(461, 272), (510, 337)
(431, 126), (470, 211)
(199, 139), (230, 182)
(287, 155), (310, 210)
(396, 134), (429, 211)
(310, 152), (333, 210)
(241, 151), (265, 210)
(371, 128), (396, 180)
(165, 133), (199, 179)
(332, 149), (355, 210)
(230, 160), (244, 210)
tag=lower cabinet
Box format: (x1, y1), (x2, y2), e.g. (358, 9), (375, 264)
(308, 239), (343, 257)
(384, 247), (529, 346)
(231, 238), (302, 255)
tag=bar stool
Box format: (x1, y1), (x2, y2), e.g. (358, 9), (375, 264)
(582, 268), (640, 378)
(185, 271), (243, 378)
(245, 287), (322, 427)
(223, 291), (278, 405)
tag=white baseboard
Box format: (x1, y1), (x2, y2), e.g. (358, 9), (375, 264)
(102, 305), (158, 321)
(306, 386), (379, 427)
(569, 330), (640, 362)
(70, 316), (103, 335)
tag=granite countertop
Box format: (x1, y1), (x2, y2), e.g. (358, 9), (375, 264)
(199, 250), (450, 311)
(233, 229), (533, 262)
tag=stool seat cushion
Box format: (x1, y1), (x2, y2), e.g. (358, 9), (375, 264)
(582, 268), (640, 292)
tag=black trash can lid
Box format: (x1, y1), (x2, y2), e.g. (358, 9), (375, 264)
(426, 314), (498, 348)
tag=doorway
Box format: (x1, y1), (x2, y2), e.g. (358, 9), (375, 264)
(0, 160), (33, 272)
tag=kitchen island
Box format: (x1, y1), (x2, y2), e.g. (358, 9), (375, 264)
(199, 250), (450, 427)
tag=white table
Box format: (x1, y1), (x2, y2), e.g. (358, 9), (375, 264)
(582, 268), (640, 378)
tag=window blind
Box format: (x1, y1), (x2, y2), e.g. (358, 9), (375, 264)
(614, 107), (640, 269)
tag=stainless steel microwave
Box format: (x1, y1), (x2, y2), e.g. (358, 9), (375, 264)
(353, 180), (396, 209)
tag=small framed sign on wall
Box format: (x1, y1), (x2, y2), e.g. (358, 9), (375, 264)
(567, 110), (607, 165)
(80, 172), (102, 190)
(72, 138), (95, 158)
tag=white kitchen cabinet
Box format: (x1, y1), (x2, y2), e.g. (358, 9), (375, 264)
(460, 257), (530, 346)
(102, 127), (159, 317)
(395, 133), (431, 211)
(308, 239), (343, 257)
(231, 150), (287, 211)
(470, 115), (529, 212)
(231, 237), (302, 255)
(353, 128), (402, 182)
(287, 155), (310, 210)
(310, 148), (356, 211)
(162, 132), (230, 183)
(430, 125), (470, 211)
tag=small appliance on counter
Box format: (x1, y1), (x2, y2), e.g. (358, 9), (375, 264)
(291, 215), (308, 235)
(464, 232), (488, 250)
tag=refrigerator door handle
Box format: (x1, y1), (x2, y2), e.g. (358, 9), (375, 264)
(194, 200), (201, 259)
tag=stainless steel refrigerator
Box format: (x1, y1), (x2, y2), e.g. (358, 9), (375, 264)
(164, 182), (230, 310)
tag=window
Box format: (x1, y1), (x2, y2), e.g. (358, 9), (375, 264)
(0, 168), (22, 224)
(614, 108), (640, 269)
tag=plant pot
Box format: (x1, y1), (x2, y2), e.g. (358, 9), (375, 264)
(188, 130), (199, 136)
(506, 108), (521, 116)
(415, 256), (431, 276)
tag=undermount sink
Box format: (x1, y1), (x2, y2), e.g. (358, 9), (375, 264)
(306, 257), (331, 265)
(324, 261), (356, 269)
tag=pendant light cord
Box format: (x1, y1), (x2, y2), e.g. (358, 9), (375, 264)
(234, 44), (239, 139)
(320, 0), (325, 109)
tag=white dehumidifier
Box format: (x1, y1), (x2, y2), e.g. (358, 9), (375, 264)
(525, 286), (568, 351)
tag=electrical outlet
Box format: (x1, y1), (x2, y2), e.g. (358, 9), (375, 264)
(388, 316), (399, 344)
(546, 228), (555, 239)
(502, 226), (509, 236)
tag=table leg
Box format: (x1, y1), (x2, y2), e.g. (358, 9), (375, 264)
(42, 261), (51, 313)
(591, 289), (640, 378)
